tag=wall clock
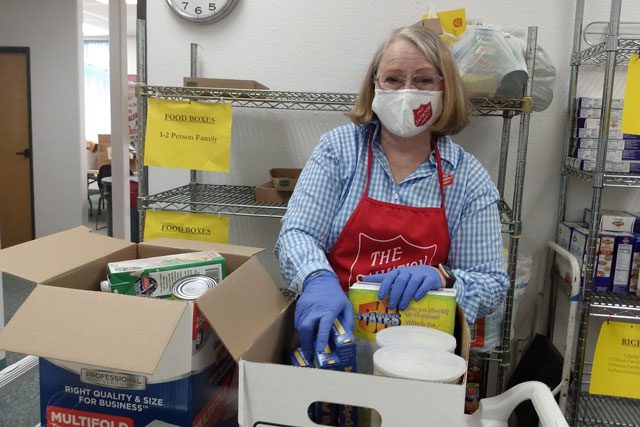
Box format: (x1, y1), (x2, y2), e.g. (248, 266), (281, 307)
(166, 0), (239, 23)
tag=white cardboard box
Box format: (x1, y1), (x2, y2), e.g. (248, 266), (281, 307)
(238, 307), (470, 427)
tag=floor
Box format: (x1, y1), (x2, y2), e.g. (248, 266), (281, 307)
(0, 195), (108, 427)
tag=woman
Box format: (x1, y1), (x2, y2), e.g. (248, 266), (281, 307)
(275, 24), (508, 356)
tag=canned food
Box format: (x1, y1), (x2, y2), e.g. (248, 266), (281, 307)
(172, 275), (218, 300)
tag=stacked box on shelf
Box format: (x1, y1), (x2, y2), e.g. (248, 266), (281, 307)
(568, 98), (640, 173)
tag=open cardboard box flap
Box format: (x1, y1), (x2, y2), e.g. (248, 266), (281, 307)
(0, 285), (188, 374)
(0, 226), (136, 286)
(197, 256), (290, 362)
(140, 237), (292, 362)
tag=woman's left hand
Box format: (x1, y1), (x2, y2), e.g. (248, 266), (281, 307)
(362, 265), (445, 310)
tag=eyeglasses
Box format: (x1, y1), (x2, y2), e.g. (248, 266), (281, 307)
(374, 73), (444, 91)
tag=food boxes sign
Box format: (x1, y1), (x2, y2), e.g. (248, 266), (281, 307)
(144, 99), (232, 172)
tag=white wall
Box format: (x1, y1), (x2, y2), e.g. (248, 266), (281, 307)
(0, 0), (84, 238)
(146, 1), (640, 343)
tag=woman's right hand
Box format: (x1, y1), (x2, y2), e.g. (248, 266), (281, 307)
(295, 271), (354, 356)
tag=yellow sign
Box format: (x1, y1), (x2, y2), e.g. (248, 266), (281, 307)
(144, 99), (232, 172)
(144, 210), (229, 243)
(590, 321), (640, 399)
(622, 53), (640, 135)
(436, 8), (467, 37)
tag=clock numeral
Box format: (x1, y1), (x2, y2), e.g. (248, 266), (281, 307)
(195, 6), (202, 14)
(209, 3), (216, 11)
(181, 1), (188, 10)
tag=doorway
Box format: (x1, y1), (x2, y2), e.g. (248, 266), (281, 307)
(0, 48), (34, 248)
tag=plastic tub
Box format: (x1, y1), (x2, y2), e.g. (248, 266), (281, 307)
(375, 325), (457, 353)
(373, 346), (467, 384)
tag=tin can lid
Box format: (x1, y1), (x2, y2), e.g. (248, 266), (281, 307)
(100, 280), (111, 293)
(172, 275), (218, 300)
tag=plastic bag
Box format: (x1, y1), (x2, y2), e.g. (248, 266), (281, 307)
(501, 26), (557, 112)
(470, 253), (533, 352)
(451, 26), (528, 98)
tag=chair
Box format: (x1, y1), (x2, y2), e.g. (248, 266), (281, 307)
(95, 164), (112, 229)
(87, 171), (99, 217)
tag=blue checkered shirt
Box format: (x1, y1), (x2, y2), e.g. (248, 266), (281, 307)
(275, 121), (508, 322)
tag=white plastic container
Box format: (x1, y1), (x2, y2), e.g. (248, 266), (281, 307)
(373, 346), (467, 384)
(375, 325), (457, 353)
(371, 346), (467, 427)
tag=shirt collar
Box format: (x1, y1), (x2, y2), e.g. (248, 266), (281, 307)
(359, 120), (459, 170)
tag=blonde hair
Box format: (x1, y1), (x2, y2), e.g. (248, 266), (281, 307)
(347, 25), (470, 136)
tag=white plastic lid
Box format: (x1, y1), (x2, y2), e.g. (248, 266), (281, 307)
(373, 346), (467, 383)
(99, 280), (110, 292)
(375, 326), (457, 353)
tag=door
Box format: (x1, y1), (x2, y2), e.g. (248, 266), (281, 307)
(0, 48), (34, 248)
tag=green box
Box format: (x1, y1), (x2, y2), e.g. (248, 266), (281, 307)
(106, 250), (226, 298)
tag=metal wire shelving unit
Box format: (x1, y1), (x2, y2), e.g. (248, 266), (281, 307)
(136, 26), (539, 395)
(552, 0), (640, 425)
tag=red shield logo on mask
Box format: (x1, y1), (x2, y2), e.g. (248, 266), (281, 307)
(413, 102), (433, 127)
(347, 233), (438, 286)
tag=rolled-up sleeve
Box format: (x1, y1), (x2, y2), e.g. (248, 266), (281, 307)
(275, 133), (343, 292)
(448, 166), (509, 324)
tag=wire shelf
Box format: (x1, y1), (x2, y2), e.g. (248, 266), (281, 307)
(572, 38), (640, 65)
(144, 184), (518, 231)
(137, 84), (531, 115)
(589, 292), (640, 320)
(563, 164), (640, 187)
(144, 184), (287, 217)
(575, 393), (640, 426)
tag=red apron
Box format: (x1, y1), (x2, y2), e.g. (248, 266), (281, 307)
(327, 131), (450, 291)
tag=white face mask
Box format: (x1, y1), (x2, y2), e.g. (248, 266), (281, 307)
(372, 89), (443, 138)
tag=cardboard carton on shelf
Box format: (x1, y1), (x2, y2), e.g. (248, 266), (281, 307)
(183, 77), (269, 90)
(269, 168), (302, 192)
(254, 182), (291, 204)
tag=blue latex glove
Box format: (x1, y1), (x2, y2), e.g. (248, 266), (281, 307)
(295, 271), (354, 355)
(363, 265), (444, 311)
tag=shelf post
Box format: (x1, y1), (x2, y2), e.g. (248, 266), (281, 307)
(569, 0), (623, 424)
(136, 18), (148, 242)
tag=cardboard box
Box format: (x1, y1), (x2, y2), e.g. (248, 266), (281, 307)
(579, 159), (640, 173)
(576, 148), (640, 162)
(0, 226), (290, 427)
(611, 233), (634, 293)
(630, 235), (640, 295)
(576, 97), (624, 109)
(269, 168), (301, 192)
(576, 108), (623, 119)
(584, 208), (637, 233)
(413, 18), (444, 34)
(183, 77), (268, 90)
(253, 182), (291, 204)
(576, 138), (640, 150)
(97, 134), (138, 172)
(238, 306), (470, 427)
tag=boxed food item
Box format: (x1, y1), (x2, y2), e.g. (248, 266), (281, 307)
(269, 168), (302, 192)
(182, 77), (268, 90)
(574, 128), (626, 139)
(576, 138), (640, 150)
(0, 226), (289, 427)
(630, 235), (640, 295)
(611, 233), (635, 293)
(576, 108), (623, 119)
(105, 250), (226, 298)
(576, 117), (622, 130)
(575, 148), (640, 162)
(583, 208), (637, 233)
(253, 182), (292, 204)
(578, 159), (640, 173)
(576, 97), (624, 109)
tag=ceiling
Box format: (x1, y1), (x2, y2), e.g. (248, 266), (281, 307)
(83, 0), (139, 38)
